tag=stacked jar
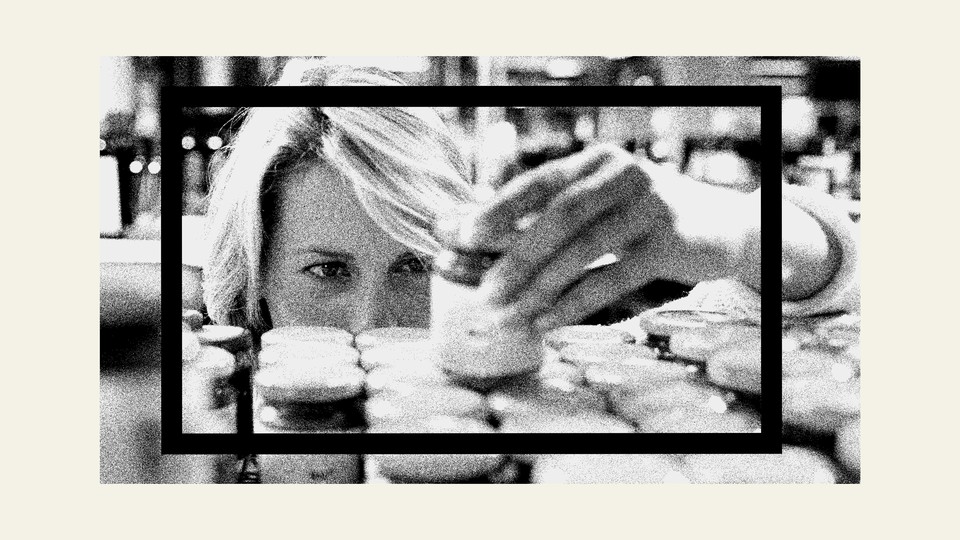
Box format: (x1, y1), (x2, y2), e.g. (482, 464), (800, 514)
(253, 326), (365, 483)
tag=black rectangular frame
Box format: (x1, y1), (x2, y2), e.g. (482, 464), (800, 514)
(161, 85), (783, 455)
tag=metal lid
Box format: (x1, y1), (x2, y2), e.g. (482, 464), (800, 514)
(643, 309), (742, 337)
(584, 358), (692, 394)
(705, 336), (763, 394)
(639, 407), (760, 434)
(354, 327), (430, 352)
(365, 385), (488, 426)
(558, 342), (657, 371)
(609, 381), (734, 425)
(257, 342), (360, 369)
(671, 324), (760, 361)
(254, 361), (365, 404)
(487, 377), (606, 422)
(196, 325), (252, 354)
(260, 326), (354, 348)
(498, 409), (634, 434)
(364, 364), (450, 397)
(782, 377), (860, 433)
(543, 325), (636, 351)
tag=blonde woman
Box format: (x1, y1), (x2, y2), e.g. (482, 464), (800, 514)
(203, 61), (473, 335)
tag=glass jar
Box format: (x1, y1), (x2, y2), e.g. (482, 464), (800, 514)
(254, 360), (365, 483)
(366, 416), (507, 483)
(430, 248), (542, 386)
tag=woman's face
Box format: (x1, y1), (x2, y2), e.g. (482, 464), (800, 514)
(262, 160), (431, 333)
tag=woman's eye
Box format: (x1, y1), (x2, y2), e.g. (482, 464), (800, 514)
(306, 262), (351, 279)
(393, 257), (432, 275)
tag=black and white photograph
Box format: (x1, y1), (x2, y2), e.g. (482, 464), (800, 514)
(100, 56), (861, 484)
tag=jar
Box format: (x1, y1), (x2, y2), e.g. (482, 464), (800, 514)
(366, 416), (507, 483)
(558, 341), (658, 375)
(364, 385), (488, 427)
(682, 446), (838, 484)
(487, 376), (607, 426)
(254, 360), (366, 484)
(705, 334), (763, 395)
(430, 248), (543, 387)
(533, 454), (689, 484)
(542, 325), (636, 363)
(354, 327), (430, 352)
(640, 309), (739, 353)
(609, 380), (737, 428)
(258, 342), (360, 370)
(260, 325), (355, 350)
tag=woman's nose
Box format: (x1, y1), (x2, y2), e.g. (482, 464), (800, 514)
(348, 282), (399, 335)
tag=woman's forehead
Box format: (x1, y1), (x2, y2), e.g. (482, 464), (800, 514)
(272, 161), (407, 259)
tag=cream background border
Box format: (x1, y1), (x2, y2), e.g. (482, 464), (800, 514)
(5, 0), (957, 537)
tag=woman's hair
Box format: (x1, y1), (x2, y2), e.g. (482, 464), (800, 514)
(203, 58), (474, 331)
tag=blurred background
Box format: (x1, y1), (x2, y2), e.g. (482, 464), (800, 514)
(100, 56), (860, 242)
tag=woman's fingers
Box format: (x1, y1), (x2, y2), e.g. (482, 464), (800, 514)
(502, 207), (637, 316)
(530, 241), (662, 332)
(480, 148), (651, 305)
(463, 145), (613, 250)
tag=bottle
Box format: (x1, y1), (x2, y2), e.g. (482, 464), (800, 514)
(430, 248), (543, 389)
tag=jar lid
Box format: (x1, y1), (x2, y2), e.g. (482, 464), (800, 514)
(639, 407), (760, 434)
(433, 248), (500, 287)
(254, 361), (365, 404)
(365, 385), (488, 426)
(498, 409), (634, 434)
(260, 326), (354, 348)
(360, 342), (434, 372)
(559, 342), (657, 371)
(671, 324), (760, 361)
(584, 358), (692, 394)
(354, 327), (430, 352)
(705, 336), (763, 395)
(609, 381), (733, 425)
(536, 360), (585, 385)
(683, 446), (838, 483)
(197, 325), (252, 354)
(782, 377), (860, 433)
(368, 416), (504, 482)
(543, 325), (636, 351)
(533, 454), (688, 484)
(364, 364), (451, 397)
(642, 310), (741, 337)
(258, 342), (360, 369)
(488, 377), (606, 422)
(782, 347), (857, 382)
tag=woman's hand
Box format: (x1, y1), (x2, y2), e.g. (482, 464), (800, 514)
(438, 143), (761, 332)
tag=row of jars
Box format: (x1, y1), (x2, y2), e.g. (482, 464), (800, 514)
(178, 307), (860, 484)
